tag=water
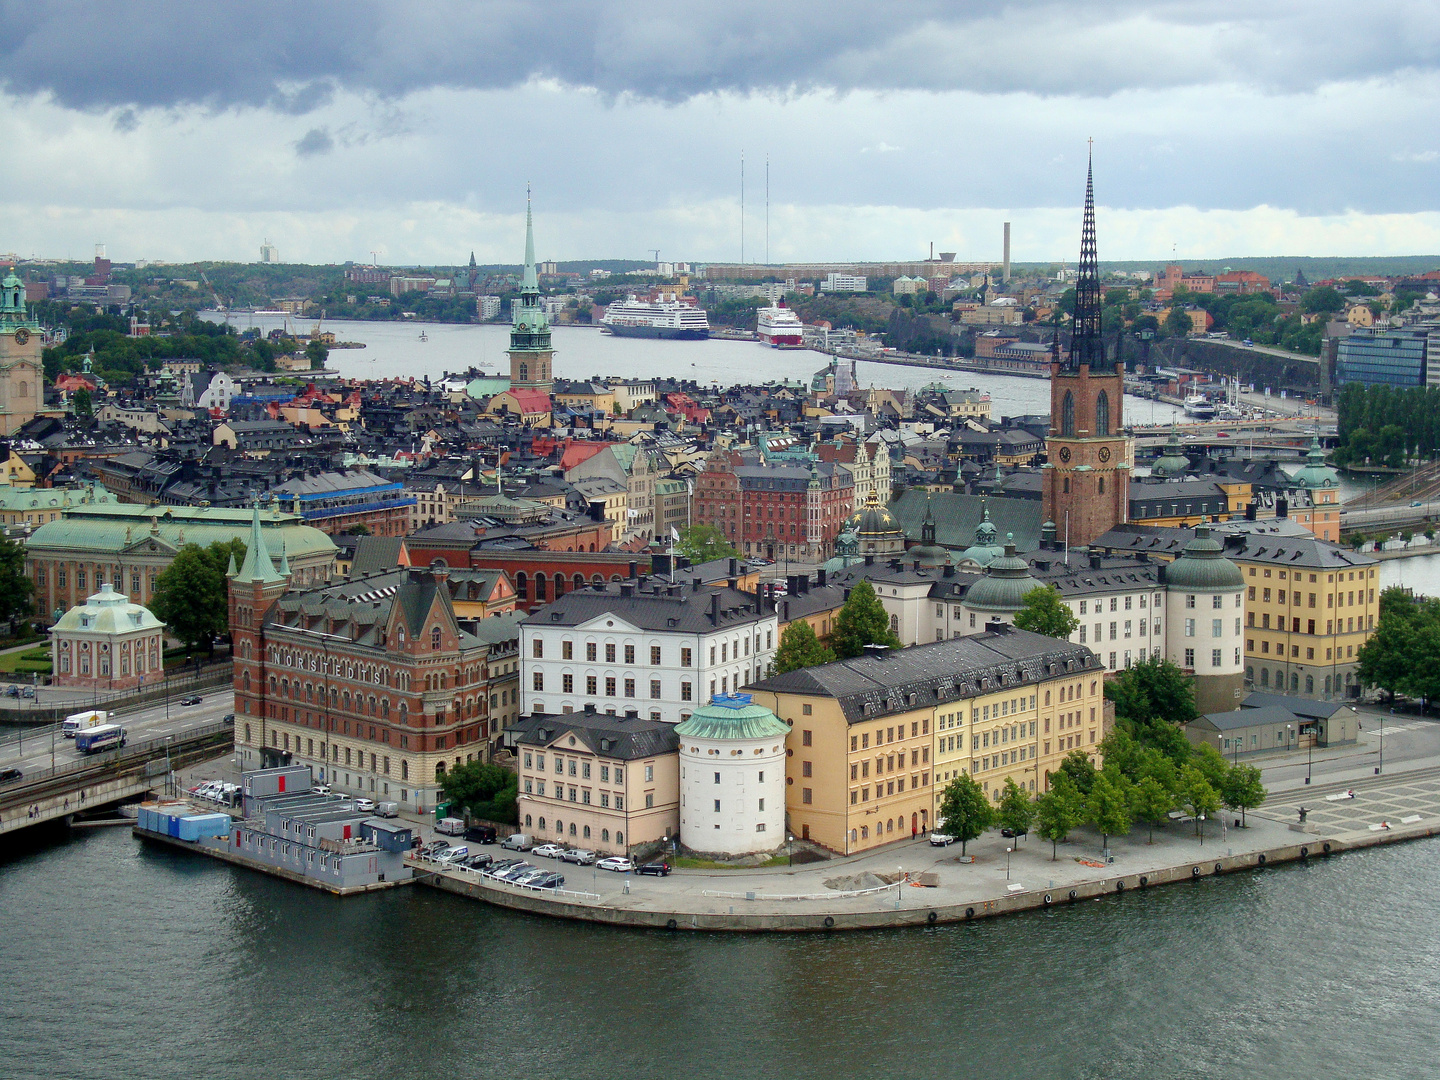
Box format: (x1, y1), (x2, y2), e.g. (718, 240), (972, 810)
(1382, 551), (1440, 597)
(207, 313), (1189, 426)
(3, 826), (1438, 1080)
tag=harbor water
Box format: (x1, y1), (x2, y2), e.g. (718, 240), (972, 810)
(207, 313), (1190, 426)
(1, 825), (1437, 1079)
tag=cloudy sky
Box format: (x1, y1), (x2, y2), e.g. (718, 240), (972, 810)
(3, 1), (1440, 266)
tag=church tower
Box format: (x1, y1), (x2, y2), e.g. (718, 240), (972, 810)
(229, 504), (292, 769)
(507, 189), (554, 393)
(1043, 149), (1130, 546)
(0, 270), (44, 437)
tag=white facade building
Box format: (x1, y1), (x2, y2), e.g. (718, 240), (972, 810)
(822, 273), (868, 293)
(674, 694), (788, 855)
(520, 582), (778, 724)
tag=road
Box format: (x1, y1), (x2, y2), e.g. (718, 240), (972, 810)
(1259, 702), (1440, 794)
(0, 689), (235, 779)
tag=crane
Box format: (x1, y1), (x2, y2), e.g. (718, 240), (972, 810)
(310, 308), (325, 341)
(650, 249), (661, 266)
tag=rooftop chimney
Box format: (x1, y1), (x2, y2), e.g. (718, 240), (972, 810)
(1088, 550), (1102, 570)
(710, 592), (720, 625)
(985, 618), (1006, 633)
(629, 560), (638, 580)
(816, 568), (828, 587)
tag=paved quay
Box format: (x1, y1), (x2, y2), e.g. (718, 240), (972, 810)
(412, 765), (1440, 932)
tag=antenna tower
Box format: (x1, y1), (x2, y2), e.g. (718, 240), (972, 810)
(740, 151), (745, 264)
(765, 154), (770, 265)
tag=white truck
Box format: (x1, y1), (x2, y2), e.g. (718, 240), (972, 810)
(62, 710), (111, 738)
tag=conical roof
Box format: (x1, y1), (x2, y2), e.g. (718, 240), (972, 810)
(233, 504), (285, 584)
(1290, 434), (1339, 490)
(964, 537), (1039, 612)
(1151, 424), (1191, 478)
(674, 694), (789, 741)
(1163, 525), (1244, 590)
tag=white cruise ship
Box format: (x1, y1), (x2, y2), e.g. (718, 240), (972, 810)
(601, 295), (710, 340)
(757, 300), (805, 348)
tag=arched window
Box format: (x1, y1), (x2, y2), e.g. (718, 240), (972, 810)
(1290, 673), (1299, 692)
(1098, 477), (1105, 495)
(1095, 390), (1110, 437)
(431, 626), (441, 650)
(534, 573), (547, 601)
(435, 762), (446, 781)
(1061, 391), (1075, 437)
(1063, 478), (1070, 494)
(515, 572), (527, 600)
(573, 574), (585, 591)
(1305, 675), (1314, 694)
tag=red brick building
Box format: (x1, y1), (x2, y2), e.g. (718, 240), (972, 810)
(697, 451), (853, 562)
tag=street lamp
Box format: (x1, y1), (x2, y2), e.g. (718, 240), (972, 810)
(1305, 723), (1313, 785)
(1005, 846), (1013, 880)
(787, 833), (794, 867)
(1377, 709), (1385, 775)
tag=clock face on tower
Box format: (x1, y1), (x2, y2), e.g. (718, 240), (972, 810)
(13, 329), (28, 345)
(1058, 447), (1072, 463)
(1098, 446), (1112, 463)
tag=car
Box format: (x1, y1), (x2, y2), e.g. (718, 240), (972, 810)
(353, 797), (376, 812)
(464, 825), (497, 844)
(1242, 339), (1254, 347)
(179, 696), (202, 706)
(1000, 828), (1027, 839)
(500, 833), (532, 851)
(512, 867), (554, 886)
(221, 712), (234, 724)
(929, 833), (956, 847)
(0, 767), (22, 784)
(636, 862), (671, 876)
(529, 872), (565, 889)
(374, 802), (399, 817)
(484, 859), (523, 877)
(1215, 432), (1230, 438)
(532, 843), (566, 859)
(461, 853), (494, 870)
(561, 848), (596, 865)
(1413, 501), (1424, 507)
(597, 857), (635, 873)
(435, 845), (469, 864)
(4, 685), (19, 698)
(422, 841), (451, 857)
(495, 862), (536, 882)
(311, 784), (332, 795)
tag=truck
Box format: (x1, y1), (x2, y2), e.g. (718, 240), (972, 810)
(62, 710), (111, 738)
(74, 724), (127, 754)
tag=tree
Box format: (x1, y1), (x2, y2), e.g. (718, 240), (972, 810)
(937, 773), (994, 855)
(1034, 773), (1086, 859)
(1013, 585), (1080, 640)
(1107, 655), (1198, 727)
(1221, 762), (1266, 827)
(1130, 776), (1174, 843)
(0, 535), (34, 626)
(439, 761), (519, 824)
(1301, 285), (1345, 315)
(829, 579), (902, 659)
(305, 339), (329, 369)
(1180, 764), (1221, 838)
(150, 543), (229, 655)
(1357, 587), (1421, 701)
(997, 777), (1035, 841)
(1192, 742), (1230, 791)
(1087, 770), (1133, 850)
(1164, 307), (1194, 337)
(72, 388), (93, 416)
(346, 524), (372, 536)
(673, 524), (738, 565)
(772, 619), (835, 674)
(1058, 749), (1098, 796)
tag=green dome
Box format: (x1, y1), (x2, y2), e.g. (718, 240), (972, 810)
(1151, 424), (1191, 478)
(960, 507), (1003, 567)
(1163, 526), (1244, 590)
(674, 694), (790, 741)
(964, 538), (1038, 612)
(1290, 434), (1339, 490)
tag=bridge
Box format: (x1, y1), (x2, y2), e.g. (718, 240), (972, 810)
(0, 692), (235, 836)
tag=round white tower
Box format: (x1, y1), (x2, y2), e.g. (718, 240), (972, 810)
(675, 694), (789, 857)
(1162, 525), (1246, 714)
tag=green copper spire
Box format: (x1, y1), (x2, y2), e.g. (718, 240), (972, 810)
(521, 183), (538, 294)
(234, 502), (284, 584)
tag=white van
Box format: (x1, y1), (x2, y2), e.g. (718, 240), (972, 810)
(62, 710), (110, 738)
(500, 833), (532, 851)
(374, 802), (399, 818)
(435, 817), (466, 836)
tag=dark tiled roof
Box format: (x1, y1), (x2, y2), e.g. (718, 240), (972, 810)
(521, 581), (769, 633)
(511, 711), (680, 760)
(749, 627), (1099, 724)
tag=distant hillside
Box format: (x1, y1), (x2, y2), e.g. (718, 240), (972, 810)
(1014, 256), (1440, 283)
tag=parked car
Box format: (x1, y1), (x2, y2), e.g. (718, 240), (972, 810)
(929, 833), (955, 847)
(464, 825), (497, 844)
(1000, 827), (1026, 839)
(179, 696), (203, 706)
(1242, 339), (1254, 347)
(221, 712), (235, 724)
(532, 843), (566, 859)
(485, 859), (523, 877)
(425, 845), (453, 862)
(435, 845), (469, 864)
(3, 685), (19, 698)
(500, 833), (532, 851)
(311, 784), (332, 795)
(0, 767), (22, 784)
(354, 798), (376, 812)
(495, 862), (536, 882)
(561, 848), (596, 865)
(512, 867), (554, 886)
(19, 687), (33, 699)
(461, 852), (494, 870)
(436, 817), (467, 836)
(374, 802), (399, 817)
(597, 857), (635, 873)
(422, 840), (451, 857)
(636, 862), (671, 877)
(529, 872), (565, 889)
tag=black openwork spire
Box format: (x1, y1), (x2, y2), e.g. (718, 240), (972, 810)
(1069, 143), (1105, 368)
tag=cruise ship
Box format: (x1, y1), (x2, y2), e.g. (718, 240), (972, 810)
(757, 300), (805, 348)
(1183, 393), (1216, 420)
(601, 295), (710, 340)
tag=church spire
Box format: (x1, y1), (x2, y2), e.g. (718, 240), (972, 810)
(234, 502), (284, 584)
(521, 183), (538, 295)
(1070, 141), (1105, 368)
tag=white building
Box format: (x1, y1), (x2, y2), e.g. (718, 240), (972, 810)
(520, 581), (778, 724)
(479, 295), (502, 320)
(822, 272), (868, 293)
(674, 694), (788, 856)
(49, 583), (165, 692)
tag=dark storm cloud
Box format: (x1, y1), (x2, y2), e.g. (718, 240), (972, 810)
(3, 0), (1438, 112)
(294, 127), (334, 156)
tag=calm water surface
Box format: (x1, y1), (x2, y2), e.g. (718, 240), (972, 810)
(2, 825), (1437, 1080)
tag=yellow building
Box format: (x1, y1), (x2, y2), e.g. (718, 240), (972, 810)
(748, 626), (1105, 855)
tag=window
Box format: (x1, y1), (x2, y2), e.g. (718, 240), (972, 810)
(586, 676), (597, 695)
(802, 729), (812, 746)
(1184, 619), (1195, 637)
(651, 646), (661, 665)
(532, 639), (543, 658)
(1061, 391), (1075, 437)
(1185, 648), (1195, 666)
(624, 644), (635, 664)
(562, 640), (573, 660)
(1212, 649), (1222, 667)
(606, 643), (616, 663)
(563, 674), (574, 694)
(1212, 619), (1223, 638)
(532, 672), (544, 691)
(1186, 595), (1196, 609)
(586, 642), (597, 661)
(681, 681), (692, 701)
(650, 679), (661, 699)
(431, 627), (441, 650)
(1095, 390), (1110, 437)
(681, 648), (692, 667)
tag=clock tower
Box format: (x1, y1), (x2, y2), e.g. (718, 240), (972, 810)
(1043, 149), (1131, 546)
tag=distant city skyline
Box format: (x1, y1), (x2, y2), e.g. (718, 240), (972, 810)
(3, 3), (1439, 265)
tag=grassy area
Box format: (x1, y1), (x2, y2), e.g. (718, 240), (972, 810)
(0, 647), (50, 675)
(672, 855), (792, 870)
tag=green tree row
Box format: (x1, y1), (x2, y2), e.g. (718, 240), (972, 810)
(1334, 382), (1440, 467)
(1356, 586), (1440, 702)
(439, 761), (520, 825)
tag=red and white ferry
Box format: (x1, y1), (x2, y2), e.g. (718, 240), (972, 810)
(757, 299), (805, 348)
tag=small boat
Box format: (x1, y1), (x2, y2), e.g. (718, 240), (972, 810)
(418, 331), (429, 342)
